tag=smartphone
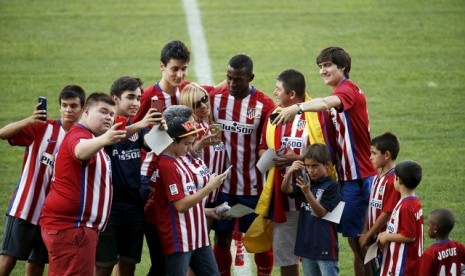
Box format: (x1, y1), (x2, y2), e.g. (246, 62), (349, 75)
(37, 96), (47, 121)
(269, 112), (280, 123)
(210, 123), (222, 134)
(151, 97), (164, 112)
(224, 165), (233, 174)
(115, 116), (126, 131)
(295, 168), (309, 184)
(276, 147), (286, 156)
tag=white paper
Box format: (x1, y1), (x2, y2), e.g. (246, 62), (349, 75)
(320, 201), (345, 224)
(224, 204), (255, 218)
(364, 242), (378, 264)
(144, 125), (173, 155)
(256, 149), (278, 173)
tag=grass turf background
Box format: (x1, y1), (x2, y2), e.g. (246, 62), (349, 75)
(1, 0), (464, 274)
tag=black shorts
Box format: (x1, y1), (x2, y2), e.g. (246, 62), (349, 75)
(95, 206), (144, 267)
(0, 215), (48, 263)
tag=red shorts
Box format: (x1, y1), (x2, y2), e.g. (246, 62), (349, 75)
(41, 227), (98, 276)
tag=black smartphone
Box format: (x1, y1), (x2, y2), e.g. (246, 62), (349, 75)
(269, 112), (280, 123)
(38, 96), (47, 121)
(295, 168), (309, 184)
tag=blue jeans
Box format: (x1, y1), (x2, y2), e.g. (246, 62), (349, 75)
(165, 245), (219, 276)
(302, 258), (339, 276)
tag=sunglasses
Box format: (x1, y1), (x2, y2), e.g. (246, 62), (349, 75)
(193, 95), (209, 109)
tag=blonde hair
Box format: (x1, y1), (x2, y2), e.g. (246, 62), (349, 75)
(180, 83), (213, 124)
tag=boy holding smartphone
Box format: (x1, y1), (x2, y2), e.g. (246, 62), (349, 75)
(0, 85), (86, 276)
(95, 76), (163, 276)
(281, 143), (342, 276)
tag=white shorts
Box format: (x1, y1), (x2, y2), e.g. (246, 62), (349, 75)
(272, 211), (299, 267)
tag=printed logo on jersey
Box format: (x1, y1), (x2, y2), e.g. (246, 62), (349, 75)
(128, 132), (139, 142)
(246, 108), (256, 120)
(370, 199), (382, 209)
(112, 149), (141, 161)
(217, 119), (254, 135)
(150, 169), (159, 182)
(186, 181), (197, 194)
(40, 152), (55, 166)
(196, 164), (210, 177)
(169, 184), (179, 195)
(280, 137), (304, 149)
(377, 184), (385, 195)
(297, 120), (306, 131)
(301, 202), (313, 212)
(213, 142), (225, 152)
(315, 189), (324, 202)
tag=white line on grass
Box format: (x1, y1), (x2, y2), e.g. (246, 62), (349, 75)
(181, 0), (213, 84)
(181, 1), (252, 275)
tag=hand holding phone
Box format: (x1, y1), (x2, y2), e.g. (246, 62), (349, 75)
(37, 96), (47, 121)
(115, 116), (126, 131)
(151, 97), (164, 118)
(295, 168), (309, 185)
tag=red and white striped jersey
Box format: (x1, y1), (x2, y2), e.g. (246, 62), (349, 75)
(210, 86), (275, 196)
(259, 112), (310, 211)
(330, 79), (377, 181)
(39, 124), (113, 231)
(179, 153), (217, 205)
(419, 239), (465, 276)
(194, 119), (226, 178)
(367, 169), (400, 232)
(151, 154), (210, 255)
(7, 119), (66, 225)
(380, 196), (424, 276)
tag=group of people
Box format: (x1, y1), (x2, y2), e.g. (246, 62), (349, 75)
(0, 40), (463, 276)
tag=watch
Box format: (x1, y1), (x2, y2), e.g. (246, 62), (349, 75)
(296, 103), (304, 112)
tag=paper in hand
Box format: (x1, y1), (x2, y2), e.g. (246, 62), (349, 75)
(364, 242), (378, 264)
(144, 125), (173, 155)
(319, 201), (345, 224)
(224, 204), (255, 218)
(256, 149), (278, 173)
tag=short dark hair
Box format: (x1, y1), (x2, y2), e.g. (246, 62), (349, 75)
(110, 76), (143, 98)
(430, 208), (455, 237)
(303, 143), (332, 165)
(228, 54), (253, 74)
(394, 160), (422, 189)
(316, 47), (351, 78)
(277, 69), (306, 99)
(160, 40), (190, 66)
(371, 132), (400, 160)
(59, 85), (86, 107)
(84, 92), (115, 109)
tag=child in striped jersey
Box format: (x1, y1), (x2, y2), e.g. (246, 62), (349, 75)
(360, 132), (401, 273)
(377, 160), (424, 276)
(420, 208), (465, 276)
(0, 85), (85, 276)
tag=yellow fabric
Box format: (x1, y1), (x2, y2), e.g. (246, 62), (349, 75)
(255, 94), (336, 218)
(242, 216), (274, 253)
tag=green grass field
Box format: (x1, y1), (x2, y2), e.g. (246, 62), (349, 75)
(1, 0), (464, 275)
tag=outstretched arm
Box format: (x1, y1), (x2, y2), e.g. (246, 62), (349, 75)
(0, 104), (46, 140)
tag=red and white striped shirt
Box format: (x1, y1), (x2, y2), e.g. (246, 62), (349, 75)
(195, 120), (226, 177)
(7, 119), (66, 225)
(179, 153), (217, 205)
(330, 79), (377, 181)
(380, 196), (424, 276)
(210, 86), (275, 196)
(419, 239), (465, 276)
(367, 169), (400, 233)
(149, 154), (210, 255)
(39, 124), (112, 231)
(259, 112), (310, 212)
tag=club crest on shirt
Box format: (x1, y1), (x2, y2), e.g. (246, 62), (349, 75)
(246, 108), (256, 120)
(169, 184), (179, 195)
(128, 132), (139, 142)
(150, 169), (159, 182)
(297, 120), (306, 131)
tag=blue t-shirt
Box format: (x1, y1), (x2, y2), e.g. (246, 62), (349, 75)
(293, 176), (342, 261)
(105, 123), (149, 209)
